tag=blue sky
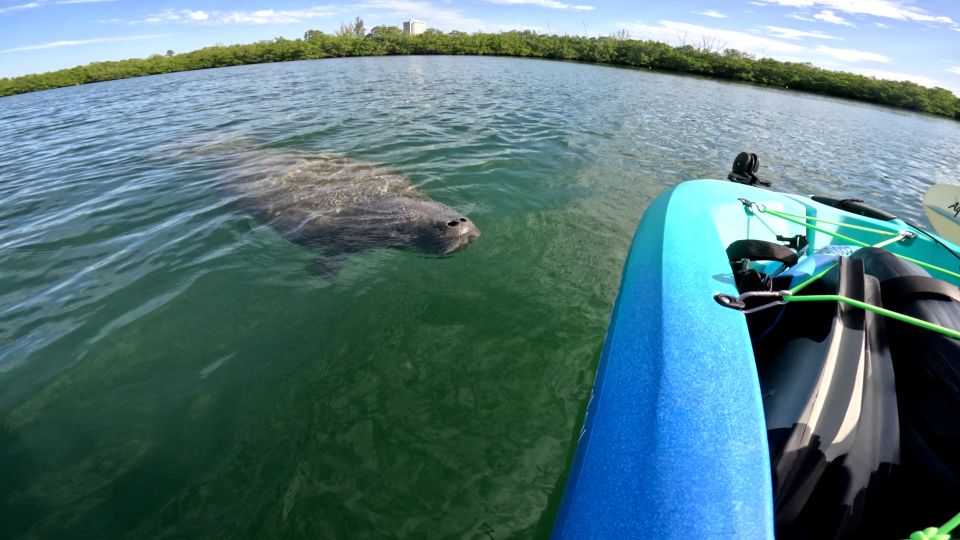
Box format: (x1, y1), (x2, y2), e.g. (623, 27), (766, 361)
(1, 0), (959, 93)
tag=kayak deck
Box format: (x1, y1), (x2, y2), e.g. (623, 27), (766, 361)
(552, 179), (960, 539)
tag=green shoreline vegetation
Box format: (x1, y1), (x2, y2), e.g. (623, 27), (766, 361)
(2, 22), (959, 119)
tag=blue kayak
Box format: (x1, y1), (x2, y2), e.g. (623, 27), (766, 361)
(552, 178), (960, 539)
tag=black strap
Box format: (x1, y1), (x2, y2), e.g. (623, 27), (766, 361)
(727, 239), (799, 268)
(880, 276), (960, 306)
(810, 196), (897, 221)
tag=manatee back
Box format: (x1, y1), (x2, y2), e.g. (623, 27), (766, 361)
(227, 151), (439, 250)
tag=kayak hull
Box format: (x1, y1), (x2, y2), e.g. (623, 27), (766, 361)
(553, 181), (778, 539)
(553, 179), (960, 538)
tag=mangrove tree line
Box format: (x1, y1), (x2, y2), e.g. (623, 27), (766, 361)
(1, 25), (958, 119)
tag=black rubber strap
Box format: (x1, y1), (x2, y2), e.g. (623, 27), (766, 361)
(881, 276), (960, 305)
(727, 239), (798, 267)
(810, 196), (897, 221)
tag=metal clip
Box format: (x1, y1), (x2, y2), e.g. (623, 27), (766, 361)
(714, 290), (791, 314)
(737, 198), (765, 215)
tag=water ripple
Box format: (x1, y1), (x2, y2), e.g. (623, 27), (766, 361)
(1, 56), (959, 539)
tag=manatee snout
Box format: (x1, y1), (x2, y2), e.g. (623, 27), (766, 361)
(417, 215), (481, 254)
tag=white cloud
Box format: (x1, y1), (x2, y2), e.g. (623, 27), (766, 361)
(850, 67), (942, 88)
(874, 22), (890, 29)
(217, 8), (329, 24)
(137, 7), (334, 25)
(814, 9), (854, 26)
(621, 20), (806, 55)
(755, 0), (816, 6)
(787, 13), (815, 21)
(0, 0), (117, 12)
(763, 25), (842, 40)
(140, 9), (184, 24)
(0, 2), (41, 14)
(621, 19), (897, 72)
(813, 45), (888, 63)
(754, 0), (954, 24)
(694, 10), (727, 18)
(948, 67), (960, 75)
(131, 1), (488, 30)
(486, 0), (594, 11)
(1, 34), (167, 53)
(355, 1), (486, 31)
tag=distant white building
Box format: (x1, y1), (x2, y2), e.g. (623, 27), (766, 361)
(403, 20), (426, 36)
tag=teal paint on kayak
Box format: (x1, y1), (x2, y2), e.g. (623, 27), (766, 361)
(553, 179), (960, 538)
(553, 181), (778, 539)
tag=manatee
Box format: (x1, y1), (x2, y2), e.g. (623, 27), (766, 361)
(228, 151), (480, 268)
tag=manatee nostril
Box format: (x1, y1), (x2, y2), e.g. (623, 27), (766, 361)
(460, 217), (467, 222)
(446, 220), (459, 227)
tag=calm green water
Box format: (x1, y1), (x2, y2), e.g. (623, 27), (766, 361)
(2, 56), (959, 539)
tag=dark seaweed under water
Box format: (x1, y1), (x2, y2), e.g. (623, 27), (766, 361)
(1, 56), (959, 539)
